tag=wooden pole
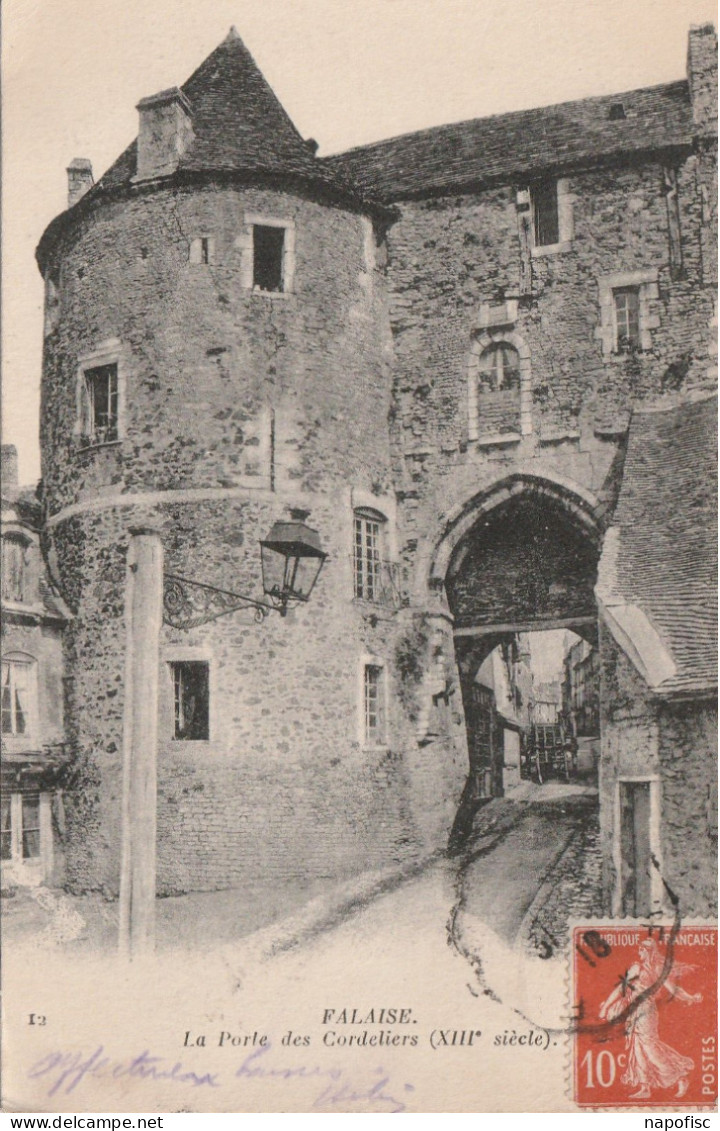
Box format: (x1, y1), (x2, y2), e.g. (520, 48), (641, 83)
(119, 527), (163, 958)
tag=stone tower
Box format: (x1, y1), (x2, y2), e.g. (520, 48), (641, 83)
(37, 30), (466, 895)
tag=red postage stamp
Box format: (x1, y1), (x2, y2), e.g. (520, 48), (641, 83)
(572, 924), (718, 1109)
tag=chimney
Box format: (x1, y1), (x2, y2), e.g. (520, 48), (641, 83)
(687, 23), (718, 135)
(1, 445), (19, 488)
(135, 87), (194, 181)
(67, 158), (94, 207)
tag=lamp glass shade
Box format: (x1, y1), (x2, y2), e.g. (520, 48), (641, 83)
(260, 519), (326, 604)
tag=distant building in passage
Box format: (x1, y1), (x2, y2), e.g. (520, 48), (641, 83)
(563, 638), (600, 738)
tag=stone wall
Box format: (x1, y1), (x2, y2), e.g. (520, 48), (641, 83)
(41, 185), (394, 513)
(658, 699), (718, 917)
(40, 177), (467, 894)
(599, 624), (718, 918)
(384, 153), (716, 603)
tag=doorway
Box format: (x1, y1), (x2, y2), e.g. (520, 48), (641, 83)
(619, 780), (653, 918)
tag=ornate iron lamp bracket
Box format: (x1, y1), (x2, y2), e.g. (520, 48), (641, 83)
(163, 573), (281, 629)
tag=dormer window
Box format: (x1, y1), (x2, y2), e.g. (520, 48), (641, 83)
(608, 102), (626, 120)
(1, 535), (27, 603)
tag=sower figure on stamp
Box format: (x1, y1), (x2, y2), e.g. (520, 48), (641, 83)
(598, 937), (703, 1100)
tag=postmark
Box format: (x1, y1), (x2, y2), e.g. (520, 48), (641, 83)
(572, 923), (717, 1108)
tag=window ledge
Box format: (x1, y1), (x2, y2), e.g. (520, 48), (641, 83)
(531, 240), (573, 258)
(601, 350), (649, 364)
(76, 439), (122, 454)
(250, 288), (291, 299)
(470, 431), (522, 449)
(594, 423), (630, 439)
(538, 429), (580, 445)
(1, 600), (45, 617)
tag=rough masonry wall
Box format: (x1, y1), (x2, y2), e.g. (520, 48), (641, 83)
(599, 625), (718, 919)
(384, 155), (716, 601)
(41, 182), (466, 895)
(658, 700), (718, 917)
(41, 185), (394, 513)
(54, 497), (465, 895)
(598, 624), (659, 910)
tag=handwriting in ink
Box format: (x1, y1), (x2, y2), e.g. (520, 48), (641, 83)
(27, 1047), (220, 1098)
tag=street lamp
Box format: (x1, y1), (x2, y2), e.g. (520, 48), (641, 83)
(120, 512), (327, 957)
(163, 510), (327, 628)
(260, 512), (327, 615)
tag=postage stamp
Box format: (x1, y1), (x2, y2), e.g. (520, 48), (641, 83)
(572, 923), (718, 1109)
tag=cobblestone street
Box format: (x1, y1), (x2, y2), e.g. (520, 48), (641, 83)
(455, 782), (603, 960)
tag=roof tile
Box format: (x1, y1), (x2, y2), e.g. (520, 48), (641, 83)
(611, 395), (717, 695)
(323, 80), (693, 200)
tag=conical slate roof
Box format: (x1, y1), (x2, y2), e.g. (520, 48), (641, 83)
(37, 28), (385, 269)
(96, 28), (340, 191)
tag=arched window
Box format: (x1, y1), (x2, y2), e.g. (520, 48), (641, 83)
(470, 340), (524, 439)
(477, 343), (521, 392)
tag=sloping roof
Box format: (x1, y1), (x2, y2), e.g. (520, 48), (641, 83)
(322, 80), (693, 200)
(38, 30), (385, 268)
(599, 395), (717, 696)
(96, 29), (339, 193)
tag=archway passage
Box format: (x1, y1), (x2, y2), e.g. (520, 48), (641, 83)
(443, 483), (602, 847)
(445, 489), (599, 632)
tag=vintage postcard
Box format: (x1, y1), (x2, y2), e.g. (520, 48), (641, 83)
(2, 0), (717, 1115)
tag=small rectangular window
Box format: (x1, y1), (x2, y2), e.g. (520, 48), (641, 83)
(0, 796), (11, 861)
(532, 181), (560, 248)
(84, 363), (119, 443)
(190, 236), (214, 265)
(253, 225), (285, 292)
(613, 287), (641, 351)
(363, 664), (386, 746)
(2, 536), (26, 602)
(21, 793), (41, 859)
(171, 661), (210, 740)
